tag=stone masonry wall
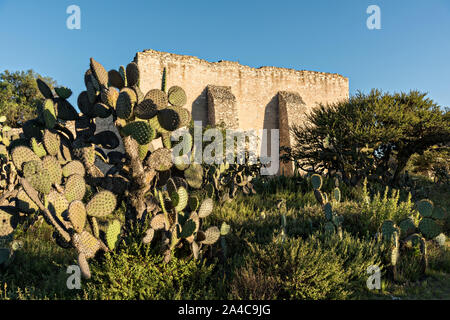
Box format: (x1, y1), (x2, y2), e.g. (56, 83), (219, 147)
(135, 49), (349, 174)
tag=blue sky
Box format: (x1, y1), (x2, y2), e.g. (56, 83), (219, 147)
(0, 0), (449, 107)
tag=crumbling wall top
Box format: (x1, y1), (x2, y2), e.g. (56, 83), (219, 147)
(136, 49), (348, 83)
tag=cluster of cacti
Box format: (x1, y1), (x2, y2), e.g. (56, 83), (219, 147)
(0, 117), (26, 265)
(8, 77), (120, 278)
(416, 199), (447, 242)
(203, 157), (259, 202)
(378, 198), (447, 281)
(142, 178), (220, 262)
(380, 219), (427, 281)
(11, 135), (118, 278)
(0, 205), (23, 266)
(0, 57), (230, 278)
(0, 117), (21, 197)
(312, 174), (344, 238)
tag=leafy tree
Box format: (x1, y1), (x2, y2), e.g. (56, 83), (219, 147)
(282, 89), (450, 186)
(0, 70), (57, 127)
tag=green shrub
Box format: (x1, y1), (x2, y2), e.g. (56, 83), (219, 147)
(83, 243), (218, 300)
(396, 246), (426, 283)
(311, 232), (386, 294)
(427, 242), (450, 273)
(335, 180), (416, 236)
(230, 236), (354, 300)
(0, 222), (77, 300)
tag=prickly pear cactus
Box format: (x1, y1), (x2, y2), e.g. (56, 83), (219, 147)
(416, 199), (445, 240)
(141, 176), (220, 262)
(3, 56), (228, 280)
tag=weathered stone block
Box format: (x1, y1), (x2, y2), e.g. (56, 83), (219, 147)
(206, 85), (238, 129)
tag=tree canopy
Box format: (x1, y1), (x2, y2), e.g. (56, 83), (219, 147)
(282, 89), (450, 186)
(0, 70), (57, 127)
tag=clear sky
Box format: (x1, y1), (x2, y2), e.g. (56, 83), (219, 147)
(0, 0), (449, 108)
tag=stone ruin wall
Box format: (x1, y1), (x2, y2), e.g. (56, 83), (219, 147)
(135, 49), (349, 175)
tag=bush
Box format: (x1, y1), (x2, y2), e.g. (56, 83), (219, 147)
(230, 232), (386, 300)
(0, 222), (77, 300)
(83, 243), (218, 300)
(336, 179), (416, 236)
(284, 89), (450, 186)
(230, 237), (350, 300)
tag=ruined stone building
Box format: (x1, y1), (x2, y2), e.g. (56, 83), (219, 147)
(135, 49), (349, 175)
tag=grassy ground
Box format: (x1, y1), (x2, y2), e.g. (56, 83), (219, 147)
(0, 175), (449, 300)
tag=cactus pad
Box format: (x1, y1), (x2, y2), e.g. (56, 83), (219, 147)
(198, 198), (214, 218)
(174, 187), (188, 212)
(122, 121), (155, 145)
(53, 98), (78, 121)
(93, 103), (112, 119)
(146, 148), (173, 171)
(333, 187), (341, 202)
(62, 160), (85, 177)
(432, 206), (446, 220)
(184, 163), (203, 189)
(73, 230), (100, 259)
(179, 219), (196, 239)
(68, 200), (87, 233)
(157, 108), (181, 131)
(398, 217), (416, 237)
(116, 89), (136, 119)
(90, 58), (109, 88)
(108, 69), (124, 89)
(90, 216), (99, 238)
(323, 202), (333, 221)
(30, 137), (47, 158)
(0, 209), (15, 237)
(47, 190), (69, 221)
(86, 191), (117, 218)
(100, 88), (119, 109)
(11, 146), (40, 170)
(145, 89), (168, 110)
(311, 174), (322, 190)
(201, 226), (220, 245)
(25, 165), (53, 195)
(42, 155), (63, 186)
(55, 87), (72, 99)
(419, 218), (441, 239)
(220, 222), (231, 236)
(64, 174), (86, 203)
(417, 199), (433, 218)
(36, 78), (53, 99)
(106, 220), (121, 250)
(43, 130), (60, 156)
(381, 220), (397, 242)
(77, 91), (94, 117)
(168, 86), (187, 107)
(126, 62), (140, 87)
(150, 214), (166, 230)
(43, 99), (56, 129)
(134, 99), (158, 119)
(142, 228), (155, 244)
(16, 188), (39, 214)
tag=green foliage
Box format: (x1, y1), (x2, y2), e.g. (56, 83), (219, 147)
(336, 179), (416, 236)
(0, 70), (57, 127)
(230, 232), (385, 299)
(83, 244), (217, 300)
(284, 89), (450, 186)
